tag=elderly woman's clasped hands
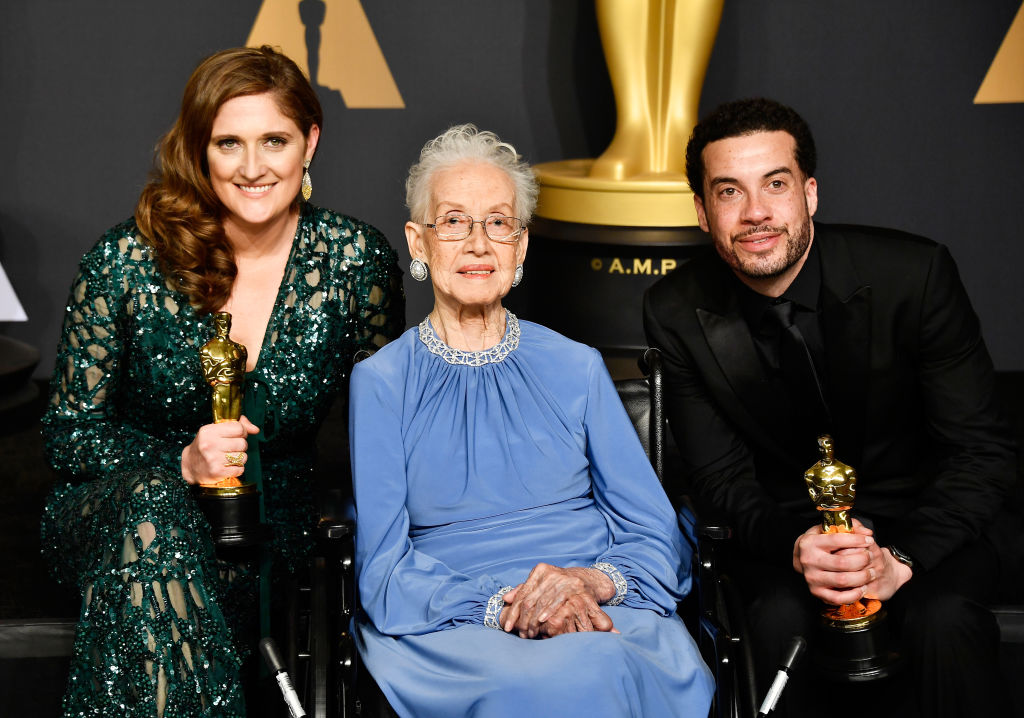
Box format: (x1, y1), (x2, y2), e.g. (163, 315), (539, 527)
(501, 563), (619, 638)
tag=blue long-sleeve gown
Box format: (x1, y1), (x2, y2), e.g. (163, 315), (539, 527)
(350, 312), (714, 717)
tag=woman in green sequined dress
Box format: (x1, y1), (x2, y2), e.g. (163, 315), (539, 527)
(39, 46), (404, 717)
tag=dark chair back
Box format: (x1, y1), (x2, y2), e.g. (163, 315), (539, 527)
(614, 347), (755, 718)
(613, 348), (665, 482)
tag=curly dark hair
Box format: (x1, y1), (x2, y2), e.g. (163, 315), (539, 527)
(135, 46), (323, 314)
(685, 98), (816, 199)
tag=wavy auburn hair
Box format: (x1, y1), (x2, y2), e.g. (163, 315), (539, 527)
(135, 45), (323, 314)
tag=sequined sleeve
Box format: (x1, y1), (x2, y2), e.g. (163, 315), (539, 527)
(347, 219), (405, 352)
(41, 226), (186, 482)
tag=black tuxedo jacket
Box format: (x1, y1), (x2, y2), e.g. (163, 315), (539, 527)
(643, 224), (1017, 570)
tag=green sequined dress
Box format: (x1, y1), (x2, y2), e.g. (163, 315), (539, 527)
(40, 204), (404, 717)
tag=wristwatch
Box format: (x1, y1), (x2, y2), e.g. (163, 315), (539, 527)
(886, 545), (914, 570)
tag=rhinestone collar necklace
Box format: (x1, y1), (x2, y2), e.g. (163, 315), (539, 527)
(418, 309), (520, 366)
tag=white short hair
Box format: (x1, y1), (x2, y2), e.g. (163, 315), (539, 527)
(405, 124), (539, 224)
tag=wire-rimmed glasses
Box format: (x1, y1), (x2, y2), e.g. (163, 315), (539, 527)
(424, 213), (525, 243)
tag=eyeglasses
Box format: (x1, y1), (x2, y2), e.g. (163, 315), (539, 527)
(424, 214), (525, 243)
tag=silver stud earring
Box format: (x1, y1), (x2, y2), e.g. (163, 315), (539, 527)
(409, 258), (429, 282)
(511, 264), (524, 287)
(301, 160), (312, 201)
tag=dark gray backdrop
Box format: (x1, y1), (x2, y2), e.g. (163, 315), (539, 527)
(2, 1), (1022, 375)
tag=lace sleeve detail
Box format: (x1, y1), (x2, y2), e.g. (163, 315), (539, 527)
(41, 226), (185, 481)
(349, 221), (405, 351)
(591, 562), (628, 606)
(484, 586), (514, 630)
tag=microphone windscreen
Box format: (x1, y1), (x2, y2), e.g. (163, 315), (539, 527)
(780, 636), (807, 672)
(259, 637), (286, 674)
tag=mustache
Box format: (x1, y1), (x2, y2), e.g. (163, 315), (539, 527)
(735, 225), (788, 240)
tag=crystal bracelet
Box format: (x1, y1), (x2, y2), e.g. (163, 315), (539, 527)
(484, 585), (515, 629)
(591, 562), (627, 605)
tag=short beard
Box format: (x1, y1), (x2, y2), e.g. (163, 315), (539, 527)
(717, 216), (812, 280)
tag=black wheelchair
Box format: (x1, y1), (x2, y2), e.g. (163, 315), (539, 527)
(274, 347), (754, 718)
(219, 348), (1024, 717)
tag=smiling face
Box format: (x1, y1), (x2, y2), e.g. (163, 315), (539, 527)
(406, 161), (528, 314)
(694, 130), (818, 295)
(206, 92), (319, 238)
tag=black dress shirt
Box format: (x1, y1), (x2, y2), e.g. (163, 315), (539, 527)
(736, 241), (832, 437)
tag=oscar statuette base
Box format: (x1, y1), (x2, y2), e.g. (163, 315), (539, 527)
(813, 607), (904, 682)
(195, 484), (271, 548)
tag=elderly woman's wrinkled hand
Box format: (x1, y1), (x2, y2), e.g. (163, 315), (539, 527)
(527, 592), (618, 639)
(500, 563), (619, 639)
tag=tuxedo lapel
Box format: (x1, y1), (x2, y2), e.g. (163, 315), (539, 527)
(697, 308), (770, 402)
(818, 228), (872, 466)
(695, 284), (796, 464)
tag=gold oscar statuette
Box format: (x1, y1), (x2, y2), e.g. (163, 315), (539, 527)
(199, 312), (252, 494)
(804, 434), (884, 629)
(804, 435), (901, 680)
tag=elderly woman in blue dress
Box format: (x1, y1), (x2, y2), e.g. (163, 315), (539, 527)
(350, 124), (714, 717)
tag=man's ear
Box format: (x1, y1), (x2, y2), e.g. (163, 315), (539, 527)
(804, 177), (818, 218)
(694, 194), (710, 233)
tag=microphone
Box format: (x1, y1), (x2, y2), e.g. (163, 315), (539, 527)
(757, 635), (807, 717)
(259, 637), (307, 718)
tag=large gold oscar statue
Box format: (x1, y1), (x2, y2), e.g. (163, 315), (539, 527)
(533, 0), (724, 227)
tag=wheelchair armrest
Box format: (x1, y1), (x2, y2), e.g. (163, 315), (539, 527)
(698, 523), (732, 542)
(316, 516), (353, 541)
(991, 605), (1024, 643)
(677, 494), (733, 542)
(0, 619), (75, 659)
(316, 487), (354, 541)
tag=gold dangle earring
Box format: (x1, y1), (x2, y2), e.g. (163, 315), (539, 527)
(302, 160), (313, 201)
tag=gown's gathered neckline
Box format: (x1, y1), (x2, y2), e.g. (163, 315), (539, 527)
(418, 309), (520, 366)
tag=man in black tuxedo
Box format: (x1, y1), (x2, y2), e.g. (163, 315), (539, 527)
(643, 98), (1019, 716)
